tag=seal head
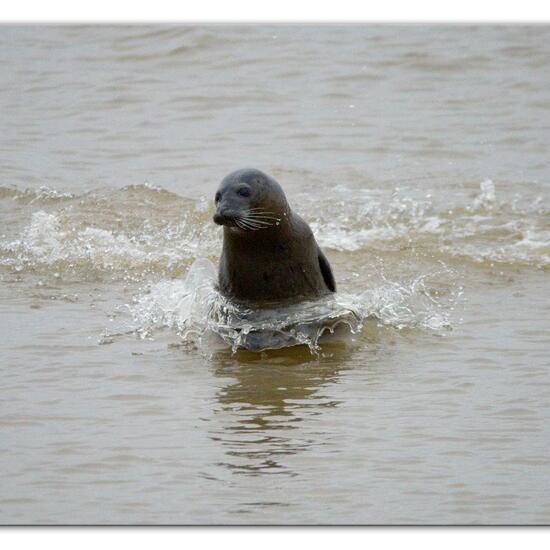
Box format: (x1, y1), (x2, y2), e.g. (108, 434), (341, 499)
(213, 168), (289, 231)
(214, 168), (336, 305)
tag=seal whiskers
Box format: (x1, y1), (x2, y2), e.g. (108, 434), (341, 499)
(235, 218), (261, 231)
(241, 208), (281, 229)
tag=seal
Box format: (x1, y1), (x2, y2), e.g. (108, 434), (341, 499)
(213, 168), (336, 305)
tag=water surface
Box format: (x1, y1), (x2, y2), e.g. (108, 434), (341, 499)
(1, 24), (549, 524)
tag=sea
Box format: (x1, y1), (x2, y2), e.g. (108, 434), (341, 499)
(1, 24), (549, 524)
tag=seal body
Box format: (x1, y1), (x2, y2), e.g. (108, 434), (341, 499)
(213, 168), (335, 305)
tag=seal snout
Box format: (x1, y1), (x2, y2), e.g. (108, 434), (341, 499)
(213, 211), (227, 225)
(213, 209), (238, 226)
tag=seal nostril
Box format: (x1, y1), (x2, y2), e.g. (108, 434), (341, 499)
(213, 212), (225, 225)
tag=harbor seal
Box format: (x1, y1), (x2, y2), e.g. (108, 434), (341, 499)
(213, 168), (336, 305)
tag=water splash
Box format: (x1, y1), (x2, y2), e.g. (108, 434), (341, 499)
(130, 257), (218, 340)
(472, 179), (496, 211)
(127, 259), (461, 354)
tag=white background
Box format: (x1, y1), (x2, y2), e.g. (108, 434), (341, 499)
(1, 1), (550, 22)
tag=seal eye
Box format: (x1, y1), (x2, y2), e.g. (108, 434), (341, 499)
(237, 186), (251, 198)
(215, 192), (221, 203)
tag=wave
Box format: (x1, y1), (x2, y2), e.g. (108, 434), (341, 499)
(0, 179), (548, 285)
(305, 179), (549, 268)
(0, 184), (219, 281)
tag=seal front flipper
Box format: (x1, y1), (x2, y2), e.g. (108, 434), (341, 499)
(317, 246), (336, 293)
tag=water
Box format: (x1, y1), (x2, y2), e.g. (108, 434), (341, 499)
(1, 24), (549, 525)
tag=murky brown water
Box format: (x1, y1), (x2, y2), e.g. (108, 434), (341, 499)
(1, 24), (549, 524)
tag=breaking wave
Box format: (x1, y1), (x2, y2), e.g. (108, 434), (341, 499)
(0, 184), (219, 281)
(1, 178), (547, 287)
(306, 179), (550, 268)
